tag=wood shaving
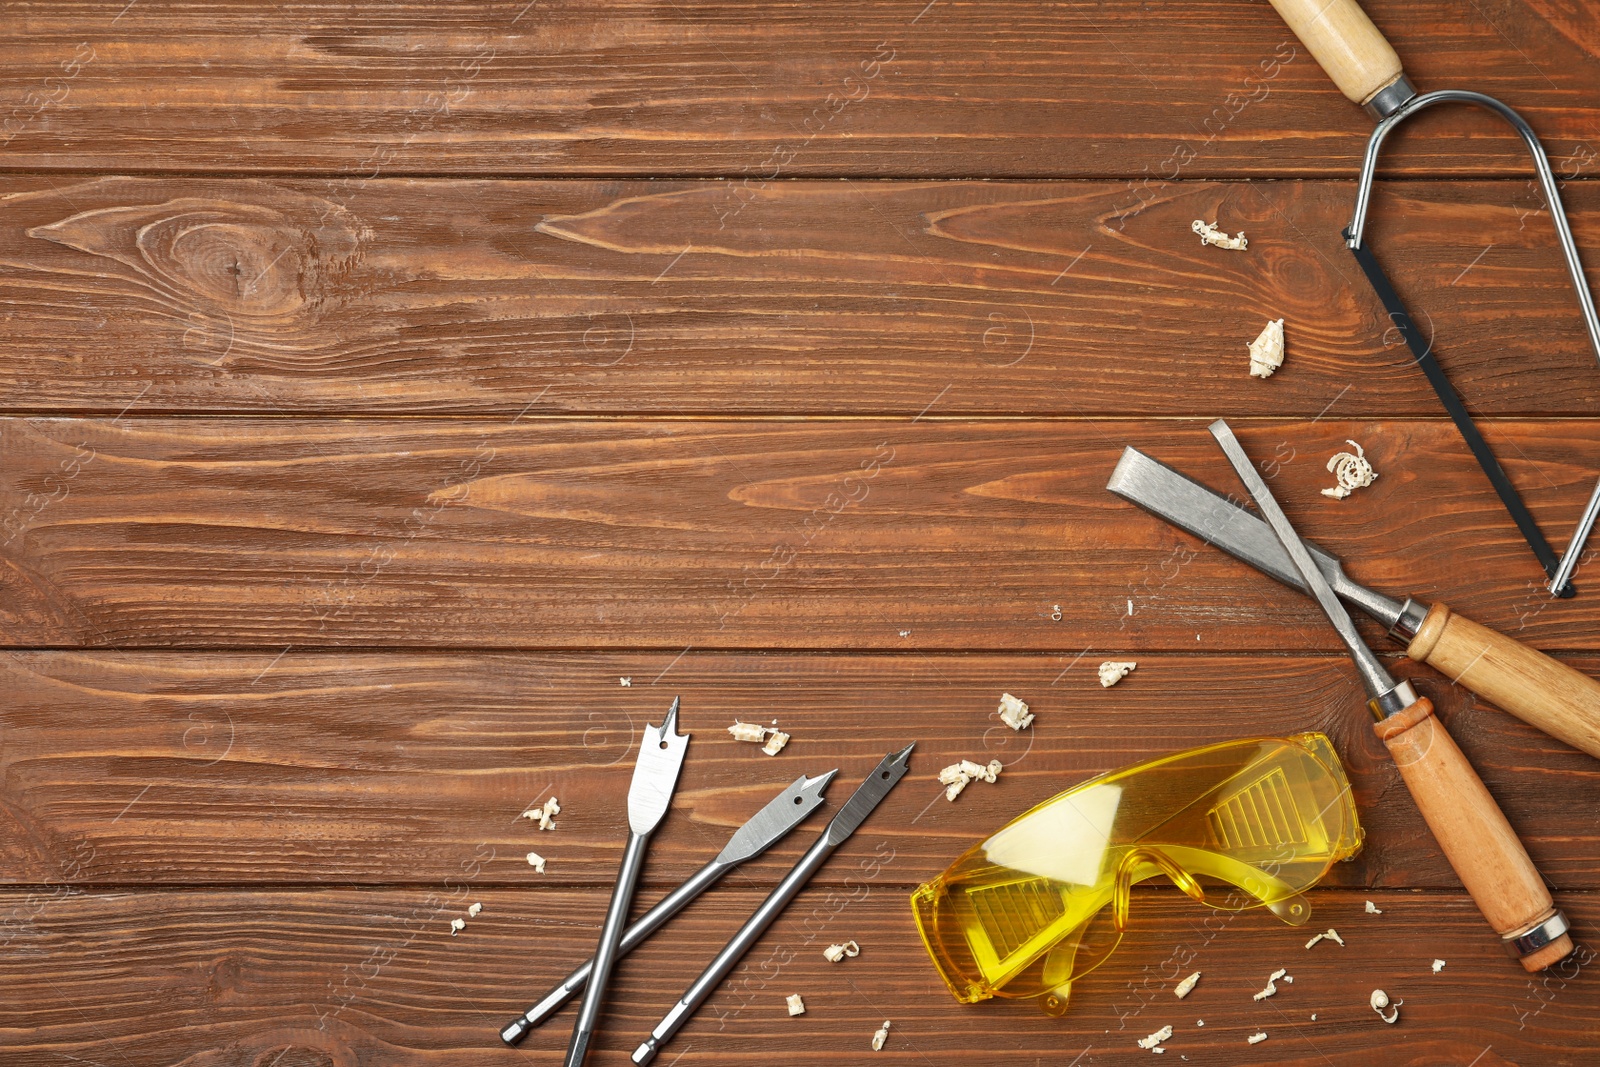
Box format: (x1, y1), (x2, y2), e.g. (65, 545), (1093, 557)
(823, 940), (860, 963)
(1247, 1032), (1268, 1045)
(620, 677), (632, 686)
(997, 692), (1034, 730)
(729, 719), (790, 755)
(1321, 440), (1378, 499)
(526, 851), (546, 873)
(1098, 660), (1137, 687)
(1247, 318), (1285, 378)
(1365, 900), (1382, 914)
(938, 758), (1003, 801)
(449, 918), (465, 935)
(1305, 927), (1344, 949)
(1174, 971), (1201, 998)
(1137, 1024), (1173, 1052)
(1431, 959), (1446, 974)
(467, 902), (483, 918)
(1370, 989), (1401, 1024)
(786, 993), (806, 1016)
(1253, 968), (1289, 1001)
(1192, 219), (1248, 251)
(521, 796), (561, 830)
(871, 1020), (891, 1051)
(728, 720), (768, 743)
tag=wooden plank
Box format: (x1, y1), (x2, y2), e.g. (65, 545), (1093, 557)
(4, 651), (1597, 888)
(2, 885), (1595, 1064)
(4, 417), (1600, 651)
(1, 3), (1598, 178)
(1, 176), (1598, 417)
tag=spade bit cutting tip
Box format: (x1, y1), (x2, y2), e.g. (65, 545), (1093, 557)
(563, 697), (690, 1067)
(500, 768), (838, 1045)
(632, 744), (915, 1066)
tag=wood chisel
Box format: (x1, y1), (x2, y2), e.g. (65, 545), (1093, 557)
(1264, 0), (1600, 595)
(1108, 445), (1600, 760)
(1209, 419), (1572, 970)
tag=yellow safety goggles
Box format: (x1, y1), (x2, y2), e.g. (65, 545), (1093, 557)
(911, 734), (1362, 1016)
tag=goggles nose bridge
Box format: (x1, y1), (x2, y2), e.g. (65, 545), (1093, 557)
(1112, 846), (1207, 932)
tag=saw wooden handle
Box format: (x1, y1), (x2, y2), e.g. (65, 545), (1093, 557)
(1265, 0), (1406, 108)
(1407, 602), (1600, 760)
(1374, 698), (1572, 972)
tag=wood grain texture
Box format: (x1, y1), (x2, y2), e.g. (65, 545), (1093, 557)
(5, 2), (1600, 1062)
(0, 2), (1598, 178)
(1, 176), (1599, 417)
(4, 651), (1597, 889)
(5, 417), (1600, 651)
(2, 885), (1595, 1065)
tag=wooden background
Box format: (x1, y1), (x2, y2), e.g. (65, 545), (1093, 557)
(3, 2), (1599, 1064)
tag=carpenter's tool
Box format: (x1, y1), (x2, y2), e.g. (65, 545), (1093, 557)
(631, 743), (915, 1066)
(563, 697), (689, 1067)
(1208, 419), (1573, 970)
(499, 769), (839, 1045)
(1108, 445), (1600, 759)
(1266, 0), (1600, 596)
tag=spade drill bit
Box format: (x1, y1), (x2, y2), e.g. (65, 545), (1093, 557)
(563, 697), (690, 1067)
(632, 743), (915, 1066)
(500, 769), (838, 1045)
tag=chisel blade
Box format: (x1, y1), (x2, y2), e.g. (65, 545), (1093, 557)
(1106, 446), (1406, 630)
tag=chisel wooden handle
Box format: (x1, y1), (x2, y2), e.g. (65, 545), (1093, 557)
(1374, 697), (1572, 972)
(1407, 601), (1600, 760)
(1266, 0), (1406, 109)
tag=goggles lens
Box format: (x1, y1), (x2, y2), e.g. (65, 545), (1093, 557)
(910, 733), (1362, 1014)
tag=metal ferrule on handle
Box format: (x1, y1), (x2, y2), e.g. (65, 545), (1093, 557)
(632, 833), (837, 1066)
(565, 831), (651, 1067)
(501, 857), (731, 1045)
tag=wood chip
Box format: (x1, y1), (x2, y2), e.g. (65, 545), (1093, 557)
(1192, 219), (1248, 250)
(1253, 968), (1289, 1001)
(1247, 318), (1285, 378)
(786, 993), (806, 1016)
(1321, 440), (1378, 500)
(1365, 900), (1382, 914)
(1305, 927), (1344, 949)
(1174, 971), (1201, 998)
(997, 692), (1034, 730)
(823, 940), (860, 963)
(1137, 1024), (1173, 1051)
(871, 1020), (891, 1051)
(1247, 1032), (1268, 1045)
(1370, 989), (1401, 1024)
(1098, 660), (1137, 687)
(526, 851), (546, 873)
